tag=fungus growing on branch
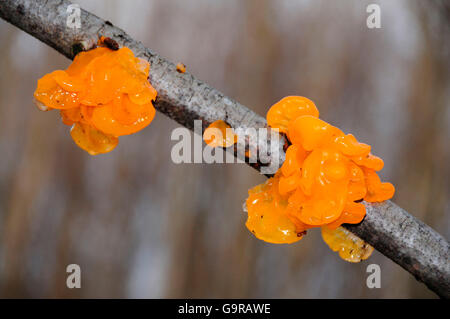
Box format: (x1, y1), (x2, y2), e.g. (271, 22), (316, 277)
(245, 96), (395, 262)
(34, 43), (157, 155)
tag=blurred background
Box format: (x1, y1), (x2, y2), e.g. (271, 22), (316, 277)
(0, 0), (448, 298)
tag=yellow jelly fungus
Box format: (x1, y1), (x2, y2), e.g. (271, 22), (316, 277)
(245, 175), (307, 244)
(245, 96), (395, 262)
(70, 122), (118, 156)
(321, 226), (374, 263)
(203, 120), (237, 148)
(34, 45), (157, 155)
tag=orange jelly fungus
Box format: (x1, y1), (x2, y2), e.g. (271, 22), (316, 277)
(245, 96), (394, 261)
(34, 46), (157, 155)
(267, 96), (319, 134)
(176, 63), (186, 73)
(203, 120), (237, 148)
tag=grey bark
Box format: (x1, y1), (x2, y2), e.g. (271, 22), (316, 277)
(0, 0), (448, 298)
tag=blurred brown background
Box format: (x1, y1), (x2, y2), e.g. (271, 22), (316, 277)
(0, 0), (448, 298)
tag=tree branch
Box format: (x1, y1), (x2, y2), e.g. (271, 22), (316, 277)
(1, 0), (448, 298)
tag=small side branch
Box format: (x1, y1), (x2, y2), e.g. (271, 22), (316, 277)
(0, 0), (448, 298)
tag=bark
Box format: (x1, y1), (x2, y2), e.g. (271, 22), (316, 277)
(1, 0), (448, 298)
